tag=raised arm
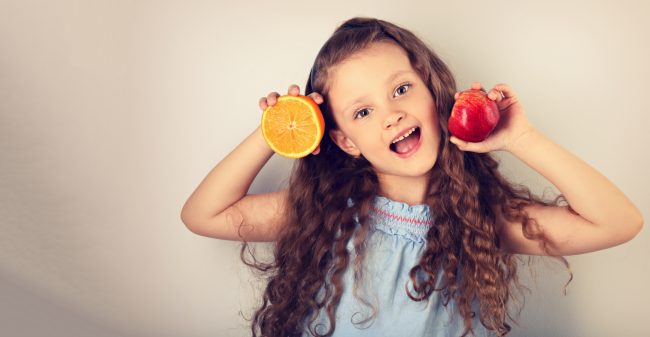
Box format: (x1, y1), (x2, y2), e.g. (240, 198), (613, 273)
(180, 85), (324, 242)
(180, 125), (282, 241)
(498, 128), (642, 255)
(450, 82), (643, 256)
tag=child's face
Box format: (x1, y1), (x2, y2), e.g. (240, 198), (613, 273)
(327, 41), (440, 179)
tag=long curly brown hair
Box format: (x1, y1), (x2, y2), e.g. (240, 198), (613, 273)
(240, 17), (573, 337)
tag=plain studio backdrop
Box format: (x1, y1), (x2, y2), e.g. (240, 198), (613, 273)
(1, 0), (649, 336)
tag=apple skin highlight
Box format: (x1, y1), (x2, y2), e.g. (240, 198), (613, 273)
(448, 89), (500, 143)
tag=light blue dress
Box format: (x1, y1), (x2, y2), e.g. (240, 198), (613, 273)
(303, 196), (491, 337)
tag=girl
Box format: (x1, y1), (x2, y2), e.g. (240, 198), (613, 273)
(180, 17), (643, 337)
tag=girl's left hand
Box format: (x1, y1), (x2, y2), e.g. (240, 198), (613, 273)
(449, 82), (535, 153)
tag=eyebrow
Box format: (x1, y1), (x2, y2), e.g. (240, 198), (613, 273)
(342, 70), (415, 114)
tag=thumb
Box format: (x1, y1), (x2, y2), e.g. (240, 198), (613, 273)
(449, 136), (485, 153)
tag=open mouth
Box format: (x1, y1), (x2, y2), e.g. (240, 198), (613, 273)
(389, 127), (421, 155)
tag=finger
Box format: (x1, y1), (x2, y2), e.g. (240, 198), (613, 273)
(449, 136), (467, 149)
(288, 84), (300, 96)
(449, 136), (487, 153)
(311, 145), (321, 155)
(259, 97), (268, 110)
(470, 82), (484, 91)
(487, 89), (504, 103)
(493, 83), (515, 99)
(308, 92), (324, 105)
(267, 92), (280, 106)
(454, 92), (459, 100)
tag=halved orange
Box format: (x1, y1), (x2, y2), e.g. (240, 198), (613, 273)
(261, 95), (325, 158)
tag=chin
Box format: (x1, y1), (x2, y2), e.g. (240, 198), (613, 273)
(410, 155), (438, 177)
(377, 153), (437, 178)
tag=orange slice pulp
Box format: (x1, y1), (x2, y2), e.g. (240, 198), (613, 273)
(261, 95), (325, 158)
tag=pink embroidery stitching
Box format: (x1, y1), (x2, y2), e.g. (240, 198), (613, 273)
(370, 207), (433, 226)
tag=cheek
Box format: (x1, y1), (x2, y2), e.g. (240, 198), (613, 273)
(366, 138), (388, 155)
(424, 107), (442, 147)
(356, 138), (389, 165)
(424, 106), (440, 132)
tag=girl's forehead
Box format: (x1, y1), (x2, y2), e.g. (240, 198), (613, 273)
(327, 42), (416, 110)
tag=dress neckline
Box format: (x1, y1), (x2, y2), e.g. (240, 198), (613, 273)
(374, 195), (431, 213)
(369, 195), (434, 241)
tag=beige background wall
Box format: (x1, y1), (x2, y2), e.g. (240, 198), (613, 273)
(1, 0), (648, 336)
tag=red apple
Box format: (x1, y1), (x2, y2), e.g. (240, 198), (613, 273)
(448, 89), (500, 143)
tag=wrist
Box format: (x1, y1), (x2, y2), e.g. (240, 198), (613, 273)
(252, 125), (274, 156)
(505, 127), (541, 154)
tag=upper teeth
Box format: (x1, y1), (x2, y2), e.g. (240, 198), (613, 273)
(392, 127), (417, 144)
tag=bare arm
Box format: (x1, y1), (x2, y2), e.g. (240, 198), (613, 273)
(180, 125), (283, 241)
(180, 85), (324, 242)
(451, 82), (643, 256)
(499, 129), (643, 255)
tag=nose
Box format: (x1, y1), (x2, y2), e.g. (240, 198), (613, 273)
(383, 111), (405, 129)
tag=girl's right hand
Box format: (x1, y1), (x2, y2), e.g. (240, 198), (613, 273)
(258, 84), (325, 155)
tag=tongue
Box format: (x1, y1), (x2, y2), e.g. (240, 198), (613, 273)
(394, 133), (419, 154)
